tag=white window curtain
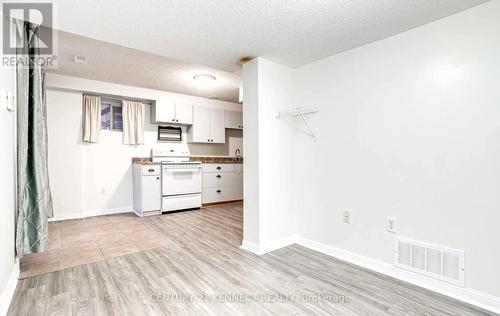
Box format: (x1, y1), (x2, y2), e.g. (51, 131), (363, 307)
(82, 95), (101, 142)
(122, 100), (145, 145)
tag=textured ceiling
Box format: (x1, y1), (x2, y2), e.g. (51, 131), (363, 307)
(54, 0), (488, 72)
(49, 31), (241, 102)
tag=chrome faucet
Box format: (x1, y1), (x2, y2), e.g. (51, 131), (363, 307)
(234, 148), (242, 162)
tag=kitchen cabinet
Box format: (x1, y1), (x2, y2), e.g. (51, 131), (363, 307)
(151, 101), (175, 123)
(209, 108), (225, 143)
(151, 102), (193, 125)
(132, 164), (161, 217)
(225, 110), (243, 129)
(188, 105), (225, 143)
(202, 163), (243, 204)
(175, 102), (193, 124)
(189, 105), (210, 142)
(233, 164), (243, 200)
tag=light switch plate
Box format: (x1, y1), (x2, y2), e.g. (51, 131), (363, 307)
(2, 91), (15, 112)
(6, 92), (15, 112)
(387, 217), (397, 233)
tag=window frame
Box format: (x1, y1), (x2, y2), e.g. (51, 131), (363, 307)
(101, 98), (123, 131)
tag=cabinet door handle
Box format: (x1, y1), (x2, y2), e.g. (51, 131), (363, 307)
(216, 190), (221, 193)
(216, 166), (221, 170)
(172, 119), (175, 121)
(216, 175), (221, 178)
(148, 168), (155, 172)
(176, 119), (179, 122)
(156, 177), (160, 180)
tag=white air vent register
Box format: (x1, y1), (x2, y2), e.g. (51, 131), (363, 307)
(395, 236), (465, 287)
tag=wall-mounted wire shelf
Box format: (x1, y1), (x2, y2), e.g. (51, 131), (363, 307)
(276, 107), (319, 142)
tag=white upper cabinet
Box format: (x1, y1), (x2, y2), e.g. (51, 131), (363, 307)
(190, 105), (210, 142)
(210, 108), (225, 143)
(151, 102), (193, 125)
(175, 102), (193, 125)
(151, 101), (176, 123)
(188, 106), (225, 143)
(225, 110), (243, 129)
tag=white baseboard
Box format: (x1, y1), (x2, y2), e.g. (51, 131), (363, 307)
(295, 236), (500, 315)
(240, 235), (297, 255)
(241, 235), (500, 314)
(49, 207), (133, 222)
(240, 239), (261, 254)
(0, 258), (19, 316)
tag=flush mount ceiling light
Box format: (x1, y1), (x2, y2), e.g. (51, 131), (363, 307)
(193, 73), (216, 84)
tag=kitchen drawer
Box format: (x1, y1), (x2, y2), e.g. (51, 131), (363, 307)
(162, 193), (201, 212)
(203, 187), (233, 203)
(202, 163), (233, 173)
(233, 164), (243, 172)
(142, 164), (161, 176)
(203, 172), (233, 188)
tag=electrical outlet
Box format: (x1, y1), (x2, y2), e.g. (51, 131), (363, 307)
(343, 210), (351, 224)
(387, 217), (397, 233)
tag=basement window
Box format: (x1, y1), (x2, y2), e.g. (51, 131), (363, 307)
(101, 99), (123, 131)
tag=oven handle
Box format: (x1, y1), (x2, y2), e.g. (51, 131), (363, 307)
(163, 166), (202, 171)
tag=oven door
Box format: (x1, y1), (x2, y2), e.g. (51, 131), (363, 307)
(162, 164), (202, 196)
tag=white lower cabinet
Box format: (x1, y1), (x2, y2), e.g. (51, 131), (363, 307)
(133, 164), (162, 217)
(203, 187), (234, 203)
(203, 172), (234, 188)
(202, 163), (243, 204)
(233, 172), (243, 200)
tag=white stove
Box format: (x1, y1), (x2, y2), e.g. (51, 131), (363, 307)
(152, 144), (202, 212)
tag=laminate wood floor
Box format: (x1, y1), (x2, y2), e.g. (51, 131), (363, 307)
(8, 203), (496, 315)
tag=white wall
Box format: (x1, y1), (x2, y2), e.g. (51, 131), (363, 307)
(244, 0), (500, 305)
(0, 49), (17, 313)
(46, 74), (243, 220)
(293, 0), (500, 298)
(242, 58), (298, 250)
(242, 59), (260, 245)
(257, 59), (298, 245)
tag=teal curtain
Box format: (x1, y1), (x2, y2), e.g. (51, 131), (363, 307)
(16, 21), (53, 256)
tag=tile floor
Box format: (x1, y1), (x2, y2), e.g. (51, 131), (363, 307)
(19, 212), (167, 278)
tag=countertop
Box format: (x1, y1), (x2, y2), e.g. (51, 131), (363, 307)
(132, 156), (243, 164)
(132, 157), (157, 165)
